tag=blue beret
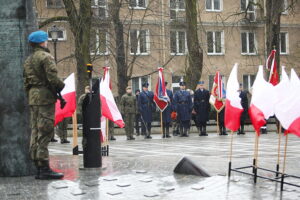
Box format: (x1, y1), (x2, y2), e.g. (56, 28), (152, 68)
(142, 83), (149, 87)
(28, 31), (48, 43)
(197, 81), (204, 84)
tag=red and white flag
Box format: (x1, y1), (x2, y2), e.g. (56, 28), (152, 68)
(153, 67), (169, 111)
(225, 63), (243, 131)
(100, 67), (124, 142)
(248, 65), (276, 135)
(209, 71), (225, 112)
(266, 49), (279, 86)
(275, 69), (300, 137)
(54, 73), (76, 126)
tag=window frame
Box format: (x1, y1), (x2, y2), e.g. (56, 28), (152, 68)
(90, 29), (110, 56)
(129, 0), (147, 10)
(241, 31), (257, 55)
(205, 0), (223, 12)
(169, 0), (186, 20)
(170, 30), (187, 56)
(243, 74), (255, 91)
(46, 0), (64, 8)
(92, 0), (108, 19)
(206, 31), (225, 55)
(47, 27), (67, 41)
(129, 29), (150, 56)
(279, 32), (289, 55)
(240, 0), (256, 22)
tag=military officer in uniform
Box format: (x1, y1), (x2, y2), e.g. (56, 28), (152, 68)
(173, 82), (193, 137)
(238, 84), (248, 135)
(135, 89), (141, 136)
(120, 86), (136, 140)
(194, 81), (210, 136)
(218, 109), (228, 135)
(138, 83), (155, 139)
(162, 82), (173, 138)
(23, 31), (65, 179)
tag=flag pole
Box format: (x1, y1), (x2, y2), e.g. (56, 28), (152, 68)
(281, 134), (289, 191)
(252, 132), (258, 173)
(253, 132), (260, 183)
(276, 124), (282, 177)
(228, 130), (234, 177)
(105, 118), (109, 146)
(160, 111), (163, 136)
(72, 110), (79, 155)
(216, 112), (220, 135)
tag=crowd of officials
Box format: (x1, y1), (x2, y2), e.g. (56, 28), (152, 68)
(116, 80), (249, 140)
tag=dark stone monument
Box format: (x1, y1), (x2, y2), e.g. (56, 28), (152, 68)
(0, 0), (37, 176)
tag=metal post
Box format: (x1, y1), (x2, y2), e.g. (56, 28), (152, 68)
(53, 39), (57, 63)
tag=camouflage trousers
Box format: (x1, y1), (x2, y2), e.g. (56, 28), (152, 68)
(124, 113), (135, 138)
(29, 104), (55, 166)
(55, 118), (69, 140)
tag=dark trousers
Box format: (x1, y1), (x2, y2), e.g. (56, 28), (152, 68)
(198, 121), (207, 132)
(162, 122), (170, 136)
(141, 122), (151, 136)
(135, 114), (141, 134)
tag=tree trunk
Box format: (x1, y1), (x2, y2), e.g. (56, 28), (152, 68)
(185, 0), (203, 90)
(0, 0), (36, 176)
(111, 0), (129, 96)
(265, 0), (282, 69)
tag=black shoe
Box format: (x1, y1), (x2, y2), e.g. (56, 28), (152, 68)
(36, 161), (64, 180)
(162, 135), (166, 138)
(50, 138), (58, 142)
(166, 135), (171, 138)
(200, 133), (208, 136)
(183, 134), (189, 137)
(61, 139), (70, 144)
(222, 132), (228, 135)
(145, 135), (152, 139)
(110, 136), (116, 140)
(130, 136), (135, 140)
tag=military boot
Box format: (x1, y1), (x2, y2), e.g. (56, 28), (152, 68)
(199, 126), (203, 136)
(183, 128), (188, 137)
(36, 161), (64, 180)
(240, 125), (245, 135)
(61, 139), (70, 144)
(179, 126), (184, 137)
(201, 127), (208, 136)
(186, 129), (190, 137)
(162, 123), (166, 138)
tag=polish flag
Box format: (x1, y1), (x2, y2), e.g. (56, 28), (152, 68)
(248, 65), (276, 135)
(275, 69), (300, 137)
(225, 63), (243, 131)
(266, 49), (279, 86)
(100, 67), (124, 131)
(209, 71), (226, 112)
(54, 73), (76, 126)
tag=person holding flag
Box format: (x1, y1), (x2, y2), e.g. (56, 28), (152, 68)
(238, 83), (248, 135)
(194, 81), (210, 136)
(173, 81), (193, 137)
(161, 82), (173, 138)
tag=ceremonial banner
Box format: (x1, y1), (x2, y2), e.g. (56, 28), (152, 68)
(153, 67), (169, 111)
(266, 49), (279, 86)
(54, 73), (76, 126)
(209, 71), (226, 112)
(224, 64), (243, 131)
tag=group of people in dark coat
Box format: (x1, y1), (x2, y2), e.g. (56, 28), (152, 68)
(134, 81), (249, 138)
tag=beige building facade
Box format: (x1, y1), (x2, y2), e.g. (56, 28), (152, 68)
(36, 0), (300, 94)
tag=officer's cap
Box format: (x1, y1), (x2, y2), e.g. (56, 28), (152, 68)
(239, 83), (243, 87)
(126, 86), (132, 90)
(142, 82), (149, 88)
(197, 81), (204, 85)
(28, 31), (48, 43)
(165, 81), (168, 86)
(135, 89), (140, 93)
(179, 82), (186, 86)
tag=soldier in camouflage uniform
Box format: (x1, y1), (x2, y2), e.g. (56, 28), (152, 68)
(120, 86), (136, 140)
(55, 117), (71, 143)
(23, 31), (65, 180)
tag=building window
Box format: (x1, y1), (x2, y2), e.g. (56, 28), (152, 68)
(170, 0), (185, 20)
(243, 75), (255, 91)
(241, 32), (256, 55)
(170, 31), (186, 55)
(90, 30), (109, 55)
(130, 30), (150, 55)
(207, 31), (224, 55)
(46, 0), (64, 8)
(47, 27), (66, 41)
(129, 0), (147, 9)
(280, 32), (288, 54)
(241, 0), (256, 21)
(92, 0), (107, 19)
(206, 0), (222, 11)
(132, 75), (150, 93)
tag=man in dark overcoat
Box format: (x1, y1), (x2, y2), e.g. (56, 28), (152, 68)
(162, 82), (173, 138)
(238, 84), (248, 135)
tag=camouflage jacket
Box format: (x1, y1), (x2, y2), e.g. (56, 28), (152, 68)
(23, 46), (65, 105)
(120, 93), (136, 114)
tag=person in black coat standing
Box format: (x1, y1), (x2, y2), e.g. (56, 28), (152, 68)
(162, 82), (173, 138)
(194, 81), (210, 136)
(135, 89), (141, 136)
(173, 82), (193, 137)
(238, 84), (248, 135)
(138, 83), (155, 139)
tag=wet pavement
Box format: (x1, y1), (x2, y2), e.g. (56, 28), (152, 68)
(1, 131), (300, 200)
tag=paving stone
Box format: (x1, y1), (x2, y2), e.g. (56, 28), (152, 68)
(84, 180), (100, 187)
(107, 191), (122, 196)
(116, 183), (131, 187)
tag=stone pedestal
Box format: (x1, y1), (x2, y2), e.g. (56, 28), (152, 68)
(0, 0), (37, 176)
